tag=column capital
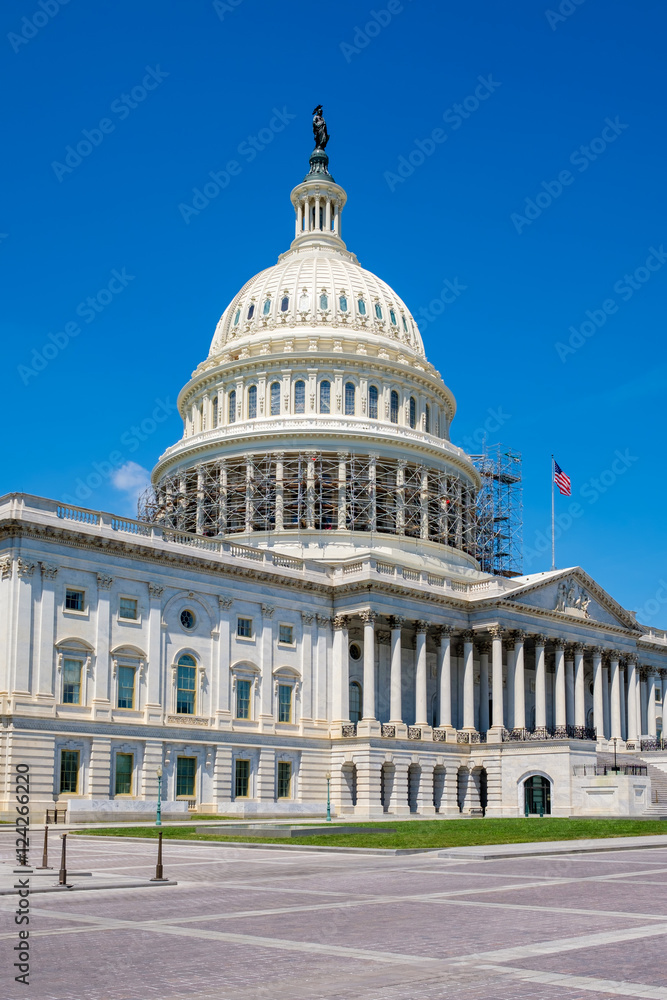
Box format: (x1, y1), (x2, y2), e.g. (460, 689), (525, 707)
(261, 604), (275, 619)
(316, 614), (332, 628)
(434, 624), (455, 640)
(301, 611), (315, 625)
(332, 615), (348, 631)
(591, 645), (605, 657)
(477, 641), (491, 655)
(461, 629), (475, 643)
(505, 637), (516, 650)
(553, 638), (566, 651)
(572, 642), (586, 653)
(218, 594), (233, 610)
(97, 574), (113, 590)
(488, 625), (503, 639)
(389, 615), (406, 630)
(148, 582), (164, 599)
(511, 629), (526, 643)
(608, 650), (620, 664)
(626, 652), (639, 666)
(360, 609), (378, 625)
(414, 620), (429, 634)
(39, 562), (58, 579)
(532, 633), (547, 647)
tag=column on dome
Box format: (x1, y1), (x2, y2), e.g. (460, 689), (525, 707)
(274, 453), (284, 531)
(337, 452), (347, 530)
(296, 201), (303, 236)
(420, 467), (429, 540)
(414, 620), (429, 728)
(534, 635), (547, 732)
(360, 610), (377, 724)
(648, 670), (658, 737)
(505, 636), (515, 731)
(609, 654), (622, 740)
(565, 647), (575, 727)
(395, 461), (406, 535)
(513, 631), (526, 731)
(332, 615), (349, 727)
(244, 454), (254, 533)
(574, 643), (586, 729)
(478, 643), (489, 734)
(314, 195), (320, 230)
(592, 647), (604, 740)
(389, 616), (404, 727)
(436, 626), (455, 734)
(325, 197), (332, 232)
(554, 639), (566, 734)
(305, 450), (316, 528)
(368, 453), (377, 533)
(626, 655), (639, 742)
(490, 626), (504, 734)
(196, 464), (205, 534)
(461, 630), (475, 732)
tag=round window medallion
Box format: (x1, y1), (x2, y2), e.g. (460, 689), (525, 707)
(349, 643), (362, 660)
(180, 609), (196, 631)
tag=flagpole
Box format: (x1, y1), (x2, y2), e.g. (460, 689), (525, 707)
(551, 454), (555, 571)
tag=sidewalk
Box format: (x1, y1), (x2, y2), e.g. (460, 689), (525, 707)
(438, 833), (667, 860)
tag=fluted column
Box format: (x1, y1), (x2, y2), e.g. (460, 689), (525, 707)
(360, 610), (377, 721)
(554, 639), (566, 732)
(619, 663), (627, 740)
(479, 643), (489, 733)
(602, 659), (611, 739)
(505, 637), (515, 731)
(610, 654), (622, 740)
(534, 635), (547, 731)
(462, 630), (476, 731)
(513, 631), (526, 730)
(648, 671), (658, 737)
(389, 616), (404, 725)
(332, 616), (349, 725)
(574, 643), (585, 729)
(414, 621), (429, 727)
(565, 648), (575, 727)
(490, 627), (504, 732)
(436, 626), (454, 733)
(626, 655), (639, 742)
(592, 647), (604, 740)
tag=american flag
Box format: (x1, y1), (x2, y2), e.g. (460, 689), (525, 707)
(554, 460), (571, 496)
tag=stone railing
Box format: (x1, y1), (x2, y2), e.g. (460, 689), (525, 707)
(640, 738), (666, 751)
(503, 726), (596, 742)
(573, 764), (647, 776)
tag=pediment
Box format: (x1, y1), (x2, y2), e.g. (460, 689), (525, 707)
(501, 568), (639, 631)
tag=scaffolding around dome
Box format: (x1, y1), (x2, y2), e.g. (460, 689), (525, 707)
(471, 445), (523, 579)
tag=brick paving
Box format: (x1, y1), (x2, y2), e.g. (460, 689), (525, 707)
(1, 832), (667, 999)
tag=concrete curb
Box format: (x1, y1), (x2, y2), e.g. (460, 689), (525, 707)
(0, 878), (177, 894)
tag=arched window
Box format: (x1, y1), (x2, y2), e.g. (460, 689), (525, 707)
(319, 380), (331, 414)
(368, 385), (378, 419)
(262, 298), (271, 315)
(339, 295), (348, 312)
(233, 308), (240, 326)
(320, 293), (328, 310)
(424, 403), (430, 434)
(390, 390), (399, 424)
(344, 382), (355, 415)
(280, 295), (289, 312)
(294, 380), (305, 414)
(409, 397), (416, 429)
(176, 654), (196, 715)
(375, 303), (383, 320)
(270, 381), (280, 416)
(357, 298), (366, 316)
(247, 303), (255, 320)
(228, 389), (236, 424)
(402, 315), (408, 332)
(349, 681), (362, 724)
(212, 396), (218, 428)
(389, 309), (397, 326)
(248, 385), (257, 420)
(524, 775), (551, 815)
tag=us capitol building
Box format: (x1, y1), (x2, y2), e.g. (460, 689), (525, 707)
(2, 113), (666, 822)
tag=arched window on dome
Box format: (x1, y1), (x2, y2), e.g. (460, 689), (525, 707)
(319, 293), (328, 310)
(319, 380), (331, 414)
(409, 397), (417, 429)
(345, 382), (355, 416)
(339, 295), (348, 312)
(390, 309), (397, 326)
(357, 298), (366, 316)
(294, 380), (305, 414)
(390, 390), (399, 424)
(233, 308), (241, 326)
(262, 298), (271, 316)
(228, 389), (236, 424)
(270, 381), (280, 416)
(402, 315), (408, 333)
(425, 403), (430, 434)
(212, 396), (218, 428)
(368, 385), (378, 420)
(375, 303), (383, 320)
(248, 385), (257, 420)
(247, 303), (255, 320)
(280, 295), (289, 312)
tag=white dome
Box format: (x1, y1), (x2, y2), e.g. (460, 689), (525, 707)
(209, 246), (425, 359)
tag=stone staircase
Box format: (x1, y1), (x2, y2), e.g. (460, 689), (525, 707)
(597, 752), (667, 817)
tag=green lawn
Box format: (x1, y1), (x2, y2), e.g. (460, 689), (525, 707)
(75, 817), (667, 850)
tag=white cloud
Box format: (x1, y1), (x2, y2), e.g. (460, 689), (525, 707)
(111, 461), (150, 503)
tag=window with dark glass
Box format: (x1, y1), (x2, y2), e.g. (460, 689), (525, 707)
(280, 295), (289, 312)
(176, 656), (196, 715)
(368, 385), (378, 420)
(235, 759), (250, 797)
(390, 309), (397, 326)
(247, 303), (255, 320)
(278, 685), (292, 723)
(357, 298), (366, 316)
(176, 756), (196, 798)
(425, 404), (431, 434)
(65, 589), (84, 612)
(119, 597), (137, 620)
(278, 624), (294, 644)
(237, 617), (253, 638)
(115, 753), (133, 795)
(228, 389), (236, 424)
(294, 380), (306, 414)
(344, 382), (355, 416)
(339, 295), (348, 312)
(180, 609), (195, 630)
(375, 303), (383, 320)
(390, 390), (399, 424)
(277, 761), (291, 798)
(233, 308), (240, 326)
(117, 665), (135, 709)
(62, 659), (82, 704)
(263, 298), (271, 315)
(409, 397), (416, 429)
(402, 315), (408, 332)
(319, 380), (331, 413)
(320, 293), (328, 310)
(59, 750), (79, 794)
(270, 381), (280, 416)
(236, 678), (251, 719)
(248, 385), (257, 419)
(349, 681), (362, 723)
(212, 396), (218, 427)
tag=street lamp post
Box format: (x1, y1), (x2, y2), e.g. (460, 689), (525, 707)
(325, 771), (331, 823)
(611, 738), (619, 772)
(156, 766), (163, 827)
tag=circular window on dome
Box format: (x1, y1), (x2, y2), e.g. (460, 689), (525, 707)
(180, 609), (196, 631)
(349, 643), (362, 661)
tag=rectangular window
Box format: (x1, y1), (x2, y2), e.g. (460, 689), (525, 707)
(278, 624), (294, 645)
(656, 688), (662, 702)
(117, 665), (136, 710)
(59, 750), (79, 793)
(277, 761), (291, 799)
(176, 664), (196, 715)
(176, 756), (196, 798)
(235, 759), (250, 798)
(278, 684), (292, 723)
(236, 678), (251, 719)
(65, 588), (84, 612)
(119, 597), (138, 620)
(237, 617), (253, 639)
(62, 659), (82, 704)
(115, 753), (133, 795)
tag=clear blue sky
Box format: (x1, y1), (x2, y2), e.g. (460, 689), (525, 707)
(2, 0), (666, 624)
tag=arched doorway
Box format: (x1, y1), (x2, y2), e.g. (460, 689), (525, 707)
(407, 764), (420, 813)
(342, 763), (357, 808)
(433, 766), (446, 813)
(524, 775), (551, 815)
(380, 762), (394, 813)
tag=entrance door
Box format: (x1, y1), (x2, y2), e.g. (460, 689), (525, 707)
(524, 775), (551, 815)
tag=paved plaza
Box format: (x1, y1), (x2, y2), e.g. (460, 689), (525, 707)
(2, 831), (667, 999)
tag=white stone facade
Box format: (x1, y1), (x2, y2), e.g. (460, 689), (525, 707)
(1, 144), (665, 821)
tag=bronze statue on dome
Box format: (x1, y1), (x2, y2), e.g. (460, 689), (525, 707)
(312, 105), (330, 150)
